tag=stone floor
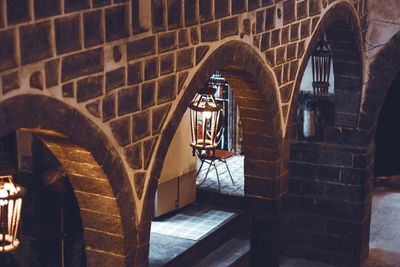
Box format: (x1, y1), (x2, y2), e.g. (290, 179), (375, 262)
(196, 154), (244, 196)
(365, 187), (400, 267)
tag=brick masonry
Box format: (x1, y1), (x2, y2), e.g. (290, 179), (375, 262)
(0, 0), (371, 266)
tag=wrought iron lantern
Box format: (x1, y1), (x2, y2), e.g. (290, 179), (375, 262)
(0, 175), (26, 252)
(189, 86), (222, 156)
(311, 36), (332, 96)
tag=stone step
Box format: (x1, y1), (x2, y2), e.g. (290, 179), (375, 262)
(196, 188), (248, 211)
(193, 236), (250, 267)
(162, 207), (249, 267)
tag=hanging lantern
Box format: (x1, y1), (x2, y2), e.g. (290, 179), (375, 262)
(0, 175), (26, 252)
(311, 37), (332, 96)
(189, 86), (222, 156)
(208, 71), (226, 99)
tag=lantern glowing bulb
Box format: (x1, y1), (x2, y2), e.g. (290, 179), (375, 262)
(0, 175), (26, 253)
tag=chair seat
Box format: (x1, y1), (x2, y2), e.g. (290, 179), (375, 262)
(198, 149), (234, 160)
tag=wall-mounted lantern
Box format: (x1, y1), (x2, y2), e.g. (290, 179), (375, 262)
(0, 175), (26, 253)
(189, 86), (222, 156)
(311, 37), (332, 96)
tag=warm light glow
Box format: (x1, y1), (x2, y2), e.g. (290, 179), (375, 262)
(0, 175), (26, 253)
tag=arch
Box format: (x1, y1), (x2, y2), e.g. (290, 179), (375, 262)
(0, 95), (136, 266)
(360, 30), (400, 133)
(291, 1), (363, 130)
(145, 40), (284, 265)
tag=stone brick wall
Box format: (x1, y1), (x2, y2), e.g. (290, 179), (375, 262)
(0, 0), (370, 266)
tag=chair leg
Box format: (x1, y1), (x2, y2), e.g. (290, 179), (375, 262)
(198, 160), (212, 186)
(223, 159), (235, 186)
(195, 158), (205, 178)
(213, 161), (221, 192)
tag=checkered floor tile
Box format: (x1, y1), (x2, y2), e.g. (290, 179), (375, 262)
(151, 205), (236, 240)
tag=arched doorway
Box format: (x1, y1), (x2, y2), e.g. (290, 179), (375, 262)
(0, 95), (136, 267)
(283, 2), (365, 266)
(362, 30), (400, 266)
(146, 41), (284, 266)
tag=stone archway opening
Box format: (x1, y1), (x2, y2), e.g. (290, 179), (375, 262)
(0, 95), (136, 267)
(283, 3), (365, 266)
(147, 41), (284, 267)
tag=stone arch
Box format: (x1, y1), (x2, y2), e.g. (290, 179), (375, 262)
(0, 95), (136, 267)
(145, 40), (285, 265)
(360, 30), (400, 133)
(292, 1), (363, 129)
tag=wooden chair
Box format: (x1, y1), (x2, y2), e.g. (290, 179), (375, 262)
(196, 148), (235, 192)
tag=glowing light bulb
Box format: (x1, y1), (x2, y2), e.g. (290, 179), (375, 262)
(0, 189), (8, 198)
(204, 111), (212, 120)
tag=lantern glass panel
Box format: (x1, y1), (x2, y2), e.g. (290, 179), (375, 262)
(0, 175), (25, 253)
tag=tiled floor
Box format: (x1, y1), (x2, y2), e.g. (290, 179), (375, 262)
(196, 154), (244, 196)
(151, 205), (235, 240)
(149, 205), (238, 267)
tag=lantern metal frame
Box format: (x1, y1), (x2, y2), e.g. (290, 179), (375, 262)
(311, 36), (333, 96)
(189, 86), (223, 156)
(0, 175), (26, 253)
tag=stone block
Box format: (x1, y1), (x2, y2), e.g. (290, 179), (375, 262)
(286, 43), (296, 60)
(260, 32), (270, 52)
(283, 0), (295, 25)
(110, 117), (131, 146)
(102, 94), (116, 122)
(2, 71), (19, 94)
(201, 22), (219, 42)
(127, 36), (156, 60)
(124, 143), (142, 169)
(167, 0), (182, 29)
(84, 10), (104, 47)
(76, 75), (103, 103)
(143, 137), (157, 168)
(34, 0), (61, 18)
(290, 23), (299, 41)
(127, 62), (143, 85)
(176, 48), (193, 71)
(265, 6), (275, 30)
(152, 0), (165, 32)
(106, 5), (129, 42)
(55, 14), (81, 55)
(282, 26), (289, 44)
(184, 0), (197, 26)
(141, 81), (156, 109)
(62, 83), (74, 98)
(215, 0), (229, 19)
(190, 27), (199, 45)
(45, 59), (60, 88)
(30, 71), (44, 90)
(178, 29), (189, 47)
(118, 86), (140, 116)
(61, 48), (103, 81)
(160, 53), (175, 75)
(157, 74), (176, 104)
(132, 111), (150, 142)
(256, 10), (265, 33)
(152, 104), (171, 134)
(7, 0), (30, 25)
(300, 19), (311, 38)
(248, 0), (260, 10)
(0, 29), (17, 71)
(64, 0), (89, 13)
(106, 67), (125, 92)
(199, 0), (212, 22)
(309, 0), (321, 16)
(271, 29), (280, 47)
(158, 31), (177, 53)
(297, 0), (307, 20)
(221, 16), (239, 39)
(20, 21), (52, 65)
(144, 57), (159, 80)
(232, 0), (246, 14)
(93, 0), (111, 7)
